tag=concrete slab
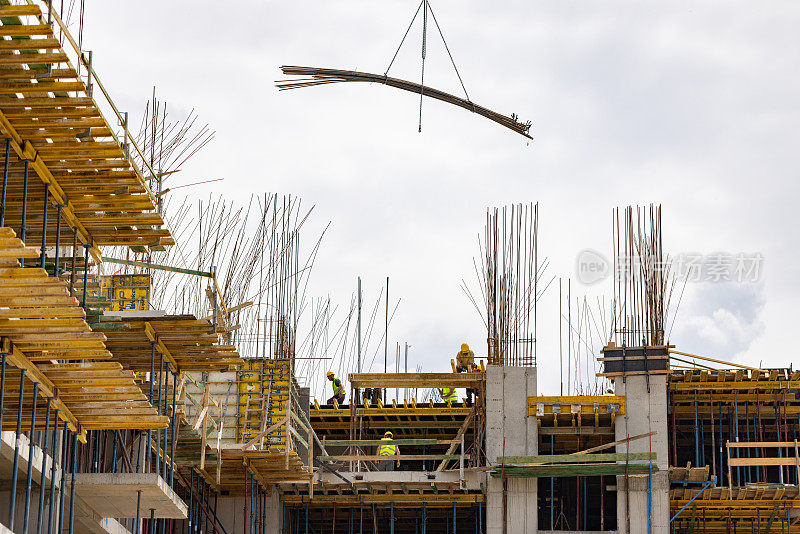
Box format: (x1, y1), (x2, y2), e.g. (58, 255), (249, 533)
(0, 430), (61, 487)
(70, 495), (134, 534)
(69, 473), (187, 519)
(314, 469), (484, 490)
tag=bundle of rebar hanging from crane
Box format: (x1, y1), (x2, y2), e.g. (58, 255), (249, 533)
(276, 66), (532, 139)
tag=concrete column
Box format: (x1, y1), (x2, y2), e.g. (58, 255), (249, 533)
(614, 374), (669, 534)
(485, 366), (537, 534)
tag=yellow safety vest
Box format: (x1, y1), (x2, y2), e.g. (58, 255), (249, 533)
(331, 378), (346, 398)
(442, 387), (458, 402)
(379, 438), (397, 456)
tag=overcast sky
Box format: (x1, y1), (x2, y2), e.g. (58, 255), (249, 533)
(78, 1), (800, 396)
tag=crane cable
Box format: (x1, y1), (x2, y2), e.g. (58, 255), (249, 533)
(383, 1), (473, 132)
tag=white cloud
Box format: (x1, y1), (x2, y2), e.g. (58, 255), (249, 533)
(79, 1), (800, 397)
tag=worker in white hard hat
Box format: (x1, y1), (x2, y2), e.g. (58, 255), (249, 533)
(326, 371), (346, 405)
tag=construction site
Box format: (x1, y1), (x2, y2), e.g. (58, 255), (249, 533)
(0, 1), (796, 534)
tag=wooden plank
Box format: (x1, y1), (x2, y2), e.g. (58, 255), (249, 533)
(280, 494), (484, 506)
(672, 381), (800, 391)
(242, 416), (289, 450)
(497, 452), (656, 464)
(0, 24), (53, 37)
(573, 430), (657, 455)
(728, 457), (798, 467)
(435, 404), (475, 472)
(1, 337), (84, 439)
(349, 372), (484, 388)
(670, 350), (763, 372)
(322, 439), (457, 446)
(319, 454), (466, 462)
(0, 53), (68, 66)
(288, 425), (308, 450)
(726, 441), (799, 448)
(491, 463), (656, 477)
(0, 5), (42, 16)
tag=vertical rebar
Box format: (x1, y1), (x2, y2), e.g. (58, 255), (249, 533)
(156, 350), (164, 477)
(40, 183), (49, 269)
(79, 242), (90, 313)
(0, 353), (5, 433)
(357, 277), (361, 374)
(54, 205), (63, 277)
(68, 431), (78, 534)
(37, 398), (52, 534)
(57, 427), (68, 534)
(23, 382), (40, 533)
(47, 411), (59, 534)
(148, 342), (155, 473)
(21, 159), (30, 254)
(10, 368), (27, 530)
(170, 370), (177, 486)
(1, 138), (9, 225)
(135, 490), (142, 534)
(187, 469), (193, 534)
(384, 276), (388, 404)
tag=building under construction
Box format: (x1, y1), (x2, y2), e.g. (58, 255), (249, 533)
(0, 3), (798, 534)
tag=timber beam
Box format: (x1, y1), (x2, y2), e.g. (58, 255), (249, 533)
(1, 336), (85, 441)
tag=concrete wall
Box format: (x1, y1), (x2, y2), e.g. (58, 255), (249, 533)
(215, 492), (282, 534)
(485, 365), (537, 534)
(614, 374), (669, 534)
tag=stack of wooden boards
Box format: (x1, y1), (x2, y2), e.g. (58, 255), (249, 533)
(0, 3), (172, 251)
(0, 227), (167, 433)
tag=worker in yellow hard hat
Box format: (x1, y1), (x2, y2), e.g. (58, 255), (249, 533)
(456, 343), (475, 372)
(326, 371), (346, 405)
(455, 343), (476, 406)
(377, 431), (399, 471)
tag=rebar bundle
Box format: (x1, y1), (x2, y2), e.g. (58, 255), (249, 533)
(276, 66), (533, 139)
(104, 193), (328, 368)
(612, 205), (676, 347)
(472, 203), (541, 367)
(133, 89), (215, 212)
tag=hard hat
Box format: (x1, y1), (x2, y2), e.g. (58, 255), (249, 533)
(384, 431), (393, 438)
(327, 371), (334, 378)
(461, 343), (470, 352)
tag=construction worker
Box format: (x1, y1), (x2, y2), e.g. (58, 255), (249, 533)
(326, 371), (346, 405)
(604, 388), (614, 396)
(440, 386), (458, 404)
(455, 342), (476, 406)
(378, 431), (399, 471)
(456, 343), (475, 372)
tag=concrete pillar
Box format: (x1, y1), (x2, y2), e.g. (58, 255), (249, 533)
(485, 366), (537, 534)
(614, 374), (669, 534)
